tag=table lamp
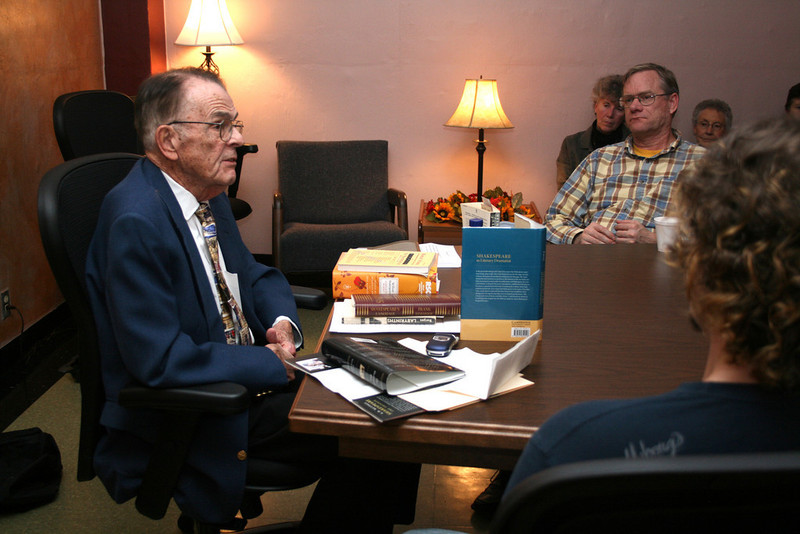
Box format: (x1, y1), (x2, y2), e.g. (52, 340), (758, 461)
(175, 0), (244, 74)
(445, 77), (514, 199)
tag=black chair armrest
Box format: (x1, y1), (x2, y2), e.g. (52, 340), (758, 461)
(118, 381), (249, 520)
(291, 285), (328, 310)
(388, 188), (409, 236)
(118, 381), (249, 415)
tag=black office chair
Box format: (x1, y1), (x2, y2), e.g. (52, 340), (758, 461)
(490, 452), (800, 534)
(37, 153), (325, 533)
(53, 90), (141, 159)
(52, 89), (255, 221)
(231, 144), (259, 219)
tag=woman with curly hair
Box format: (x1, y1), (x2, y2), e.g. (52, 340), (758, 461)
(410, 118), (800, 534)
(673, 117), (800, 391)
(498, 117), (800, 497)
(408, 119), (800, 534)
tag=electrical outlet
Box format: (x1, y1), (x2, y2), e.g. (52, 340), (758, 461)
(1, 289), (10, 320)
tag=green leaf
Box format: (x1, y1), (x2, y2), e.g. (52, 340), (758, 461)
(484, 186), (502, 198)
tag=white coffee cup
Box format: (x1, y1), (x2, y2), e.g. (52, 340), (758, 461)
(654, 216), (680, 252)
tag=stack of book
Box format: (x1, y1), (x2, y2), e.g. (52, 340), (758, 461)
(341, 293), (461, 326)
(332, 248), (439, 299)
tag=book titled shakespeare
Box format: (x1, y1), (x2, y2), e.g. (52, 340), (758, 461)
(351, 293), (460, 317)
(460, 214), (546, 341)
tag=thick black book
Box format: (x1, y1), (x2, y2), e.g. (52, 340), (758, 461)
(321, 337), (465, 395)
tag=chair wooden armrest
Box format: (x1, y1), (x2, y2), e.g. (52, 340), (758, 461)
(388, 188), (409, 236)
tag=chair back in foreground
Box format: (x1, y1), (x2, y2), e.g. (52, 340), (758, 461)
(38, 153), (143, 482)
(491, 452), (800, 534)
(273, 140), (408, 273)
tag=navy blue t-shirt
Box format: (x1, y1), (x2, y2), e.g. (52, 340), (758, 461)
(505, 382), (800, 495)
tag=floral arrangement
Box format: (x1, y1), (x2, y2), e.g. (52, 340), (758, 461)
(424, 187), (535, 224)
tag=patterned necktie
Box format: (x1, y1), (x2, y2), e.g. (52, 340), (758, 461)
(195, 202), (251, 345)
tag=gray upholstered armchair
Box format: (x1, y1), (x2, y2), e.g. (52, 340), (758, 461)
(273, 140), (409, 274)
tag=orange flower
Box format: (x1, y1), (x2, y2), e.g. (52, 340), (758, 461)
(425, 187), (534, 224)
(431, 201), (456, 222)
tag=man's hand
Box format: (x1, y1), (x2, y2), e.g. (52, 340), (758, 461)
(267, 320), (296, 356)
(614, 220), (656, 244)
(266, 320), (297, 380)
(266, 341), (296, 381)
(574, 222), (616, 244)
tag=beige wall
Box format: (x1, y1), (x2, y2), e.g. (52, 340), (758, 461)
(163, 0), (800, 253)
(0, 0), (105, 348)
(2, 0), (797, 348)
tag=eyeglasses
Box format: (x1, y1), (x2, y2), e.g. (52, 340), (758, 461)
(696, 120), (725, 131)
(167, 118), (244, 142)
(618, 93), (673, 108)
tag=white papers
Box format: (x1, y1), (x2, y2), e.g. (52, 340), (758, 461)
(419, 243), (462, 268)
(397, 331), (539, 401)
(306, 365), (382, 401)
(329, 300), (461, 334)
(299, 332), (538, 414)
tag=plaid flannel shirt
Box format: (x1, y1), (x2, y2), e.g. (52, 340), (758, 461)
(545, 131), (705, 244)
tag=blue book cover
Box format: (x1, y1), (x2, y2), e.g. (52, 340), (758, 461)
(460, 223), (546, 341)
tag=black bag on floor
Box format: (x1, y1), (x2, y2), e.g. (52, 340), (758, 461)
(0, 427), (63, 512)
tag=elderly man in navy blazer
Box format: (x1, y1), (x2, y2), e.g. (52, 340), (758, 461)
(86, 67), (418, 533)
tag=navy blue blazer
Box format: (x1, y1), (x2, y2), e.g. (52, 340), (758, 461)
(85, 158), (300, 522)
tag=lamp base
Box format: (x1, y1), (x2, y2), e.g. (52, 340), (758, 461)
(475, 128), (486, 199)
(199, 46), (220, 75)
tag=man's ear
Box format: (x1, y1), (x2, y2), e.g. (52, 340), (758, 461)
(155, 124), (180, 161)
(668, 93), (680, 116)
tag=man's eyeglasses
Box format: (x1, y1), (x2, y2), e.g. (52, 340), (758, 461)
(697, 120), (725, 131)
(618, 93), (673, 108)
(167, 118), (244, 142)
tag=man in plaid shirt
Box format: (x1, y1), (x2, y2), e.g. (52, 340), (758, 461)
(546, 63), (705, 245)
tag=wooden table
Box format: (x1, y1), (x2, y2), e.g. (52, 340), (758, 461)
(417, 200), (462, 245)
(288, 245), (707, 470)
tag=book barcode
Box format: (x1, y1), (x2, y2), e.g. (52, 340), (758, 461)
(511, 327), (531, 338)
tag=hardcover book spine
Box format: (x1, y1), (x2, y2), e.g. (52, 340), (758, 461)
(322, 339), (389, 390)
(353, 302), (460, 317)
(342, 316), (438, 325)
(332, 268), (438, 299)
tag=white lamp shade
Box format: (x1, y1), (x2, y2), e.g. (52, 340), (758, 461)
(175, 0), (244, 46)
(445, 78), (514, 129)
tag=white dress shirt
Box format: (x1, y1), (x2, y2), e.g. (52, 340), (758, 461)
(162, 172), (301, 347)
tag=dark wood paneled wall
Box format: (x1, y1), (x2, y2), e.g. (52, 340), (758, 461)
(0, 0), (165, 352)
